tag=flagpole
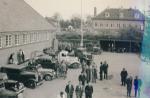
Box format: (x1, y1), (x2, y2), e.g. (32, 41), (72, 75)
(80, 0), (83, 47)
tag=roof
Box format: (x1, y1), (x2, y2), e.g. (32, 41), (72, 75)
(0, 0), (56, 32)
(93, 8), (145, 21)
(1, 64), (27, 70)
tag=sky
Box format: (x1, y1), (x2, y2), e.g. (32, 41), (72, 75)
(24, 0), (147, 20)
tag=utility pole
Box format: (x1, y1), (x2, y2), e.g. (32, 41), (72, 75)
(80, 0), (83, 47)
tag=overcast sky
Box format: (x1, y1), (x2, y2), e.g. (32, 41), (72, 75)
(24, 0), (147, 20)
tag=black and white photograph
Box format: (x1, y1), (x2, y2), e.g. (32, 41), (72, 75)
(0, 0), (150, 98)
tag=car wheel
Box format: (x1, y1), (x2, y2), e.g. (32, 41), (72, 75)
(45, 75), (52, 81)
(27, 80), (36, 89)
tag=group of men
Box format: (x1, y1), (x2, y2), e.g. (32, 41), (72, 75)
(120, 68), (142, 98)
(99, 61), (109, 80)
(8, 49), (25, 64)
(61, 81), (93, 98)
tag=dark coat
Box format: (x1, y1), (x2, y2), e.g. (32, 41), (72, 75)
(75, 85), (83, 95)
(103, 64), (108, 73)
(126, 78), (132, 90)
(85, 85), (93, 95)
(78, 74), (86, 82)
(92, 68), (97, 79)
(65, 85), (74, 95)
(121, 70), (128, 78)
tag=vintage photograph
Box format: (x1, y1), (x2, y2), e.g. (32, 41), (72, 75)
(0, 0), (150, 98)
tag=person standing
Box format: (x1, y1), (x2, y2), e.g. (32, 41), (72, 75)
(120, 68), (128, 86)
(103, 61), (108, 79)
(99, 62), (103, 80)
(62, 61), (68, 79)
(65, 81), (74, 98)
(86, 66), (91, 83)
(91, 65), (97, 83)
(85, 82), (93, 98)
(126, 76), (133, 97)
(134, 76), (142, 98)
(75, 81), (84, 98)
(78, 72), (87, 86)
(8, 53), (15, 64)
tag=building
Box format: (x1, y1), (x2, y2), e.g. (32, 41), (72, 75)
(92, 7), (145, 36)
(91, 7), (145, 52)
(0, 0), (56, 65)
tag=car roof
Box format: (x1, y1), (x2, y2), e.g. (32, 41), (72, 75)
(37, 55), (52, 60)
(1, 64), (27, 70)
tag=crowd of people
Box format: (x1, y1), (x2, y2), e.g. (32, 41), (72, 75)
(56, 59), (110, 98)
(56, 58), (142, 98)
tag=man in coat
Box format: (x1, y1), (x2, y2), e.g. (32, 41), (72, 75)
(120, 68), (128, 86)
(78, 72), (86, 86)
(86, 66), (91, 83)
(85, 82), (93, 98)
(91, 65), (97, 83)
(65, 81), (74, 98)
(99, 62), (103, 80)
(134, 76), (142, 98)
(103, 61), (108, 79)
(75, 81), (84, 98)
(126, 76), (133, 97)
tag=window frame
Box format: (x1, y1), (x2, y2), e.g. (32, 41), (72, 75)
(6, 35), (12, 47)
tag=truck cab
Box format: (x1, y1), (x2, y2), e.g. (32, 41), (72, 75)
(0, 64), (43, 89)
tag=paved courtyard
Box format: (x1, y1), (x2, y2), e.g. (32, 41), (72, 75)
(24, 52), (141, 98)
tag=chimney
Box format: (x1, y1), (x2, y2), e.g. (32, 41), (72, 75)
(94, 7), (97, 17)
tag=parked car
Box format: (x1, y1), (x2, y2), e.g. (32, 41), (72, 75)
(92, 46), (102, 54)
(58, 50), (80, 68)
(0, 73), (25, 98)
(35, 55), (56, 71)
(26, 64), (56, 81)
(0, 64), (43, 89)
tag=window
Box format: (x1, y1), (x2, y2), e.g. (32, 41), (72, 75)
(117, 24), (120, 28)
(46, 32), (49, 40)
(30, 33), (34, 43)
(23, 34), (27, 44)
(120, 13), (124, 18)
(95, 22), (98, 27)
(15, 35), (19, 45)
(0, 36), (2, 48)
(123, 24), (126, 27)
(100, 24), (103, 27)
(106, 24), (108, 27)
(134, 13), (140, 19)
(6, 35), (12, 47)
(111, 24), (113, 27)
(105, 12), (110, 18)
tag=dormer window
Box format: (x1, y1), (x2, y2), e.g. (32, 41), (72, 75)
(105, 12), (110, 18)
(134, 13), (140, 19)
(120, 13), (124, 18)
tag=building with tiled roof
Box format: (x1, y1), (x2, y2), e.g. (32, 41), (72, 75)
(92, 8), (145, 37)
(0, 0), (56, 65)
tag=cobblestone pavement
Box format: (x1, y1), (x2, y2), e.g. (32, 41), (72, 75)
(24, 52), (140, 98)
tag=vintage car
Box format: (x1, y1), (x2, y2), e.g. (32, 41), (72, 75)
(58, 50), (80, 68)
(0, 64), (43, 89)
(35, 55), (56, 71)
(0, 73), (25, 98)
(92, 46), (102, 54)
(75, 47), (93, 64)
(26, 64), (56, 81)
